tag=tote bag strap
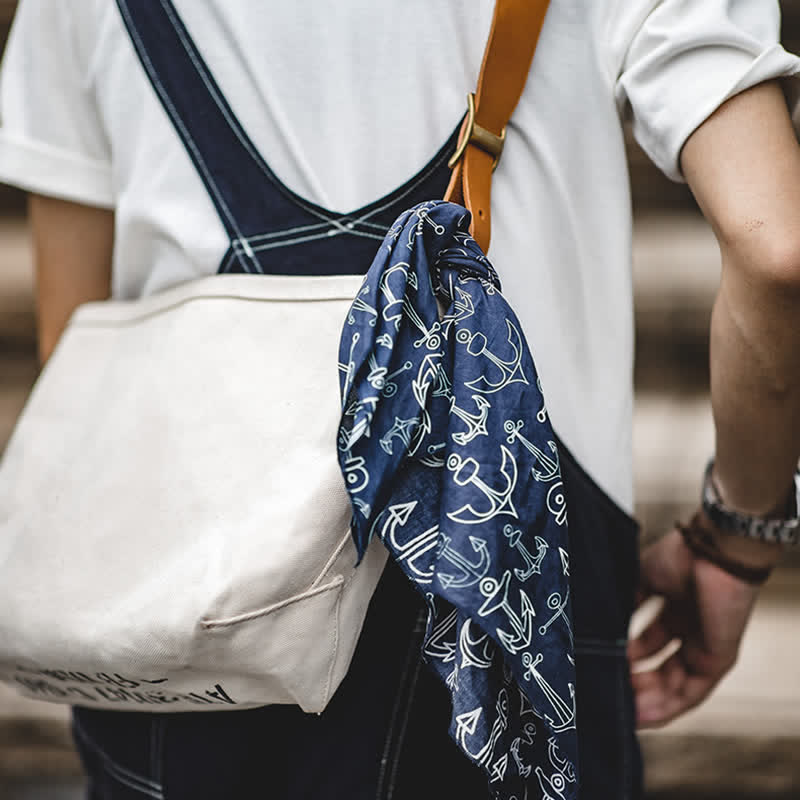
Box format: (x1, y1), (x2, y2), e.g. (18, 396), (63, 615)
(444, 0), (551, 253)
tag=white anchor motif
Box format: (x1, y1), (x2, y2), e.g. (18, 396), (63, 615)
(423, 608), (459, 663)
(503, 524), (548, 582)
(558, 547), (570, 577)
(409, 353), (449, 412)
(342, 399), (360, 418)
(536, 376), (548, 423)
(478, 571), (536, 655)
(367, 357), (413, 397)
(403, 296), (443, 350)
(379, 416), (419, 455)
(490, 753), (509, 783)
(534, 766), (568, 800)
(446, 446), (519, 526)
(339, 395), (379, 452)
(436, 534), (491, 589)
(432, 362), (452, 399)
(446, 663), (460, 691)
(459, 619), (495, 670)
(370, 503), (437, 584)
(510, 737), (532, 779)
(338, 331), (360, 402)
(379, 262), (417, 331)
(394, 527), (440, 585)
(454, 692), (512, 768)
(411, 353), (442, 408)
(538, 589), (574, 646)
(453, 284), (476, 318)
(450, 395), (491, 446)
(409, 206), (446, 245)
(455, 707), (483, 754)
(531, 739), (576, 800)
(342, 455), (369, 493)
(353, 497), (370, 518)
(441, 285), (476, 336)
(369, 501), (415, 541)
(522, 653), (576, 734)
(406, 355), (444, 457)
(457, 319), (529, 394)
(475, 689), (510, 766)
(547, 737), (576, 785)
(547, 482), (568, 526)
(517, 686), (540, 746)
(347, 284), (378, 327)
(452, 226), (474, 247)
(504, 420), (560, 482)
(385, 217), (403, 245)
(420, 441), (447, 468)
(394, 525), (439, 583)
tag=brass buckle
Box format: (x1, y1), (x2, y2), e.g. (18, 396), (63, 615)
(447, 93), (506, 171)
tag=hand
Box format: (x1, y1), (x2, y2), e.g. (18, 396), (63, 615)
(628, 525), (762, 728)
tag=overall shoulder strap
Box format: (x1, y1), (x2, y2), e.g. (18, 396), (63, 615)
(116, 0), (305, 272)
(445, 0), (551, 253)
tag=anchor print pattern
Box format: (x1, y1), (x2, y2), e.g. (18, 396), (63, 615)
(337, 202), (577, 799)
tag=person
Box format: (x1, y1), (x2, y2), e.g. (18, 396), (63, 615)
(0, 0), (798, 797)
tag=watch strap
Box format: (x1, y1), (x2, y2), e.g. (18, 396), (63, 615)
(702, 461), (800, 546)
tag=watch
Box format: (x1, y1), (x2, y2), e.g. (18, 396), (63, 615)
(702, 461), (800, 546)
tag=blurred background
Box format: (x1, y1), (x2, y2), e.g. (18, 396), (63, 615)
(0, 1), (799, 797)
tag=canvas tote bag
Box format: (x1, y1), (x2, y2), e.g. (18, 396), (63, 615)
(0, 0), (549, 713)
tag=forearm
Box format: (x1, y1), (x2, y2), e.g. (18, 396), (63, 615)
(711, 263), (800, 515)
(707, 262), (800, 566)
(681, 82), (800, 563)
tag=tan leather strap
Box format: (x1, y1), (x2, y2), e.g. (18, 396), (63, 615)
(444, 0), (550, 253)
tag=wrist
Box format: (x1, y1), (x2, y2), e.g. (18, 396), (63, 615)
(702, 460), (800, 547)
(698, 512), (784, 570)
(711, 463), (796, 520)
(678, 512), (779, 584)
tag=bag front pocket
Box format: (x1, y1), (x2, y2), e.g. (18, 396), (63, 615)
(197, 574), (345, 713)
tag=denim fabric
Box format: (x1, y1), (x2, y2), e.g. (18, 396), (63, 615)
(75, 3), (644, 798)
(559, 438), (643, 799)
(72, 458), (641, 799)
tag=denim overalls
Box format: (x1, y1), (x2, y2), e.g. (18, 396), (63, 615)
(71, 2), (643, 797)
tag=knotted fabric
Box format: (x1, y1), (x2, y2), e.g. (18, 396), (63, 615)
(338, 201), (578, 799)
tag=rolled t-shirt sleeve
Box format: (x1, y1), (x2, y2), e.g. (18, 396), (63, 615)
(0, 0), (113, 207)
(613, 0), (800, 182)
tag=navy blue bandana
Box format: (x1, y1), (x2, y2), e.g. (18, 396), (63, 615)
(337, 201), (578, 799)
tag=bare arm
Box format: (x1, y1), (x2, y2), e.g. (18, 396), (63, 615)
(29, 194), (114, 364)
(630, 81), (800, 726)
(684, 81), (800, 526)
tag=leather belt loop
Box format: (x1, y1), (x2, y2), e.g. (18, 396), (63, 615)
(444, 0), (551, 254)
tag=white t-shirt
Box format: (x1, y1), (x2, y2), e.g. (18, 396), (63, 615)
(1, 0), (798, 510)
